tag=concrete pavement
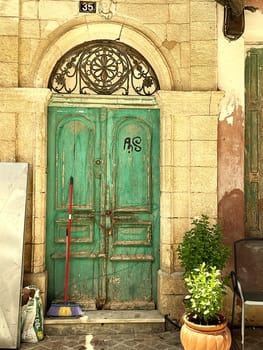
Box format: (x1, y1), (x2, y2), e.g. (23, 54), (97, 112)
(18, 310), (263, 350)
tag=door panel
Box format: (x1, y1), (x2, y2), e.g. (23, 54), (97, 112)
(47, 108), (102, 308)
(113, 118), (151, 209)
(46, 105), (160, 309)
(245, 49), (263, 237)
(106, 109), (160, 307)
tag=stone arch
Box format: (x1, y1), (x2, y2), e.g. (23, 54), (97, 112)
(31, 17), (180, 91)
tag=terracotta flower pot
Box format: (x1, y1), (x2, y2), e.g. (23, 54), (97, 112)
(180, 314), (232, 350)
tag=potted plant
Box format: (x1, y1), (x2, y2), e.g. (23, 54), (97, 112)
(177, 215), (231, 350)
(177, 215), (230, 276)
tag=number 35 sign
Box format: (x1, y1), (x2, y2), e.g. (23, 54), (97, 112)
(79, 1), (96, 13)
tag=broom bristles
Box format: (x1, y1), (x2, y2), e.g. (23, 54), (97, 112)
(47, 302), (83, 317)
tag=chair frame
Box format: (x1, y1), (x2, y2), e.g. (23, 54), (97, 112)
(231, 238), (263, 350)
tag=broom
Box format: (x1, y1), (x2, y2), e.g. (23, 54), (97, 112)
(47, 176), (83, 317)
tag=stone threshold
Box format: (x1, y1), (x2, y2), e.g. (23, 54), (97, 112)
(45, 310), (164, 325)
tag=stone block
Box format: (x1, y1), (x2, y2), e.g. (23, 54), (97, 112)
(0, 113), (16, 140)
(40, 20), (61, 38)
(179, 68), (191, 90)
(190, 115), (217, 140)
(20, 19), (40, 38)
(191, 140), (217, 167)
(157, 292), (185, 320)
(0, 88), (51, 112)
(160, 140), (173, 166)
(160, 113), (172, 141)
(191, 66), (217, 90)
(171, 192), (189, 217)
(167, 23), (190, 43)
(190, 1), (216, 22)
(180, 42), (190, 68)
(0, 140), (16, 161)
(173, 141), (190, 166)
(0, 17), (18, 35)
(33, 194), (47, 232)
(0, 0), (19, 17)
(158, 270), (185, 295)
(190, 167), (217, 193)
(191, 40), (217, 66)
(169, 3), (189, 24)
(160, 243), (174, 273)
(160, 166), (173, 193)
(190, 192), (217, 218)
(158, 91), (212, 116)
(23, 271), (48, 293)
(0, 62), (16, 86)
(39, 0), (78, 20)
(17, 113), (35, 161)
(172, 115), (190, 141)
(160, 217), (172, 244)
(21, 0), (39, 19)
(147, 24), (166, 42)
(191, 21), (216, 41)
(172, 217), (190, 244)
(118, 4), (169, 23)
(160, 218), (172, 244)
(24, 212), (32, 243)
(19, 38), (43, 65)
(173, 167), (190, 192)
(23, 243), (32, 273)
(0, 36), (18, 62)
(160, 192), (172, 217)
(31, 242), (45, 273)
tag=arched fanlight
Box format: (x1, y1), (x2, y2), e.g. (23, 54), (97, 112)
(48, 40), (160, 96)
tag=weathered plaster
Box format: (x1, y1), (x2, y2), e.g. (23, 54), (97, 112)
(217, 6), (245, 273)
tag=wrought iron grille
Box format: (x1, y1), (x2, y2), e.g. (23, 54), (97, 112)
(48, 40), (160, 96)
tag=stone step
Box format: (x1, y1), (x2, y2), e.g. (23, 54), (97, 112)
(44, 310), (165, 335)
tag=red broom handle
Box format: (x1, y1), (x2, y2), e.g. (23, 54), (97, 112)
(64, 176), (73, 302)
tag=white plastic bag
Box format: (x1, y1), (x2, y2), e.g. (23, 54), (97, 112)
(21, 285), (44, 343)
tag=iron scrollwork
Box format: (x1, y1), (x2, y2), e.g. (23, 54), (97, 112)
(48, 40), (160, 96)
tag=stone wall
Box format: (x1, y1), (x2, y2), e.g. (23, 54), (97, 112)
(0, 88), (51, 306)
(157, 90), (223, 318)
(0, 0), (218, 91)
(0, 0), (222, 320)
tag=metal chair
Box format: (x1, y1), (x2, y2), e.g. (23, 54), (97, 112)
(231, 238), (263, 350)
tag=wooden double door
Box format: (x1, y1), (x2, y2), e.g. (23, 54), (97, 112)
(46, 105), (160, 310)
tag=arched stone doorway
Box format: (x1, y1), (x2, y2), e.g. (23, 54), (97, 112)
(26, 19), (180, 314)
(46, 38), (162, 310)
(30, 20), (178, 90)
(23, 18), (222, 319)
(40, 22), (172, 310)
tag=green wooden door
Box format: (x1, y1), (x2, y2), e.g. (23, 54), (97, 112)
(46, 105), (160, 310)
(245, 48), (263, 237)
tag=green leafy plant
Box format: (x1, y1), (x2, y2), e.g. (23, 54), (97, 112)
(177, 214), (230, 276)
(184, 262), (226, 325)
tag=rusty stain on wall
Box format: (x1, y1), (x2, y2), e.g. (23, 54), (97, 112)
(218, 98), (245, 271)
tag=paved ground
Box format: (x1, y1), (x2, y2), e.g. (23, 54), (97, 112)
(17, 309), (263, 350)
(20, 331), (182, 350)
(19, 326), (263, 350)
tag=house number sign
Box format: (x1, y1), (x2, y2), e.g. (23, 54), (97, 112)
(79, 1), (96, 13)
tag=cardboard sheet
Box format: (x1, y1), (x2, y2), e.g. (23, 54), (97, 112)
(0, 163), (28, 349)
